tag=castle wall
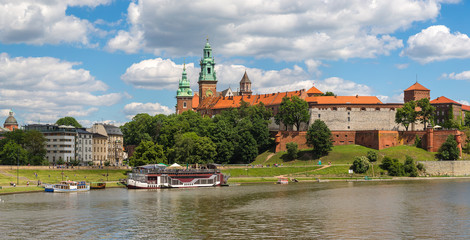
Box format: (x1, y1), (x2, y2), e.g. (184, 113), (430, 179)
(309, 105), (404, 131)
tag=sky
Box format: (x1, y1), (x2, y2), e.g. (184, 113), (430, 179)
(1, 0), (470, 128)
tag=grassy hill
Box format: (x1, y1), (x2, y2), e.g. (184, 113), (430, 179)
(253, 145), (437, 166)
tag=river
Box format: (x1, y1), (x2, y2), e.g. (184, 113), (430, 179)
(1, 180), (470, 239)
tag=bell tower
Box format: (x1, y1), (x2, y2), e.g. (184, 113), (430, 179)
(176, 63), (193, 114)
(198, 39), (217, 102)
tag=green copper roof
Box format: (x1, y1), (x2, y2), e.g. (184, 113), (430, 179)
(199, 40), (217, 82)
(176, 64), (193, 97)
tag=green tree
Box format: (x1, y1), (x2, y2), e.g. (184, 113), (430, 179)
(173, 132), (216, 164)
(322, 91), (335, 96)
(70, 158), (80, 166)
(275, 95), (310, 131)
(417, 98), (435, 129)
(120, 113), (154, 146)
(350, 156), (369, 173)
(0, 141), (28, 165)
(306, 119), (333, 158)
(129, 140), (167, 166)
(379, 156), (394, 171)
(56, 116), (82, 128)
(233, 130), (258, 164)
(464, 113), (470, 127)
(24, 130), (47, 165)
(366, 151), (378, 163)
(210, 119), (236, 164)
(442, 106), (460, 129)
(437, 135), (460, 160)
(56, 158), (65, 166)
(286, 142), (299, 160)
(395, 101), (417, 131)
(404, 156), (418, 177)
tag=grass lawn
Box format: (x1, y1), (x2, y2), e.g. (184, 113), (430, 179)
(0, 186), (43, 194)
(253, 145), (438, 167)
(222, 166), (321, 177)
(0, 169), (129, 186)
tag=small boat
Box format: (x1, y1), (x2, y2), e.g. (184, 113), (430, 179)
(44, 181), (90, 193)
(277, 177), (289, 184)
(90, 182), (106, 189)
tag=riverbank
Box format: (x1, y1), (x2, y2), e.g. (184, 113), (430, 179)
(0, 181), (125, 195)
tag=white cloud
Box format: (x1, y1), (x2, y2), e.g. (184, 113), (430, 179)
(107, 0), (457, 61)
(441, 70), (470, 81)
(121, 58), (198, 90)
(0, 53), (124, 123)
(123, 102), (173, 119)
(402, 25), (470, 63)
(0, 0), (110, 45)
(378, 93), (404, 103)
(122, 57), (373, 97)
(395, 63), (409, 69)
(458, 100), (470, 106)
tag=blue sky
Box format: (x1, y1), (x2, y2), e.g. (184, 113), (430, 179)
(1, 0), (470, 127)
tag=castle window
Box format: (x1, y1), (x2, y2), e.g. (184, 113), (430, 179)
(332, 107), (337, 111)
(376, 107), (380, 111)
(361, 107), (366, 111)
(348, 126), (350, 129)
(318, 114), (321, 118)
(207, 68), (211, 74)
(183, 102), (187, 108)
(390, 108), (395, 111)
(348, 117), (350, 122)
(347, 107), (351, 111)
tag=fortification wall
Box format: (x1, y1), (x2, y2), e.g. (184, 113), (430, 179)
(309, 106), (403, 131)
(419, 161), (470, 176)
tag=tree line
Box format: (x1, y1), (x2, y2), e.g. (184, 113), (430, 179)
(122, 101), (274, 166)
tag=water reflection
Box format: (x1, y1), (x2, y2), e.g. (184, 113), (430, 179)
(2, 180), (470, 239)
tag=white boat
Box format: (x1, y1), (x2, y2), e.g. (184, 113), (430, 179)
(44, 181), (90, 193)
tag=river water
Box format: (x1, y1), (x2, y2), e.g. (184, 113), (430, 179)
(1, 180), (470, 239)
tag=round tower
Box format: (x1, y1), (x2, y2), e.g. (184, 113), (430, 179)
(4, 110), (18, 131)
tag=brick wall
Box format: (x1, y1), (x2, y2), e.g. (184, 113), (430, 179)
(274, 129), (466, 154)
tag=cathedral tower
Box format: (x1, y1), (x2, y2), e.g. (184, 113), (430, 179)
(175, 64), (193, 114)
(239, 71), (252, 96)
(198, 39), (217, 102)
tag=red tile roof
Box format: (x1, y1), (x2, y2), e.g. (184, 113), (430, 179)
(463, 105), (470, 111)
(405, 82), (430, 91)
(192, 93), (199, 108)
(305, 96), (383, 104)
(430, 96), (461, 105)
(306, 86), (323, 95)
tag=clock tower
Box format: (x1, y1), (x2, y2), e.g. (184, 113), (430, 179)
(198, 39), (217, 103)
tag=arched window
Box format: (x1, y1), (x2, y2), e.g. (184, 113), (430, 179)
(207, 68), (211, 74)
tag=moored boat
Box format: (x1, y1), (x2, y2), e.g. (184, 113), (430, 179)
(277, 177), (289, 184)
(44, 181), (90, 193)
(127, 164), (229, 189)
(90, 182), (106, 189)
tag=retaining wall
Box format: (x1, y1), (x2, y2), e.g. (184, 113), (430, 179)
(419, 161), (470, 176)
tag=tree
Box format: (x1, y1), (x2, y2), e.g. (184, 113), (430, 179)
(173, 132), (216, 164)
(404, 156), (418, 177)
(395, 101), (417, 131)
(437, 135), (460, 160)
(286, 142), (299, 160)
(0, 141), (28, 165)
(233, 130), (258, 164)
(306, 119), (333, 158)
(417, 98), (435, 129)
(465, 113), (470, 127)
(210, 119), (236, 164)
(56, 116), (82, 128)
(322, 91), (335, 96)
(366, 151), (378, 163)
(442, 106), (460, 129)
(70, 159), (80, 166)
(130, 140), (167, 166)
(350, 156), (369, 173)
(24, 130), (47, 165)
(275, 95), (310, 131)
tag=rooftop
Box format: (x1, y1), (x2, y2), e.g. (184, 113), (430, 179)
(430, 96), (461, 105)
(305, 96), (383, 105)
(405, 82), (430, 91)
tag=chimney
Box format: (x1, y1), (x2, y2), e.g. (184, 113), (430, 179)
(356, 95), (358, 98)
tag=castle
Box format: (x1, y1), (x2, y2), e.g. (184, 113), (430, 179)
(176, 41), (469, 154)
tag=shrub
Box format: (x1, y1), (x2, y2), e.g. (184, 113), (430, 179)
(404, 156), (418, 177)
(380, 156), (393, 170)
(414, 135), (422, 149)
(388, 160), (405, 176)
(286, 142), (299, 160)
(437, 135), (460, 160)
(416, 162), (425, 172)
(104, 161), (111, 166)
(350, 156), (370, 174)
(366, 151), (378, 163)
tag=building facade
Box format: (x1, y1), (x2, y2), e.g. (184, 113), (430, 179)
(88, 123), (124, 166)
(92, 133), (107, 166)
(76, 128), (93, 165)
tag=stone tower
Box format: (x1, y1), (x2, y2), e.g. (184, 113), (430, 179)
(198, 39), (217, 102)
(239, 71), (252, 96)
(175, 64), (194, 114)
(404, 82), (430, 103)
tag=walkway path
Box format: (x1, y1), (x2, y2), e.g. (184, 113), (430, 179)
(263, 153), (276, 163)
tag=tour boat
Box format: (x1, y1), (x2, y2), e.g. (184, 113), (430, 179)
(127, 164), (229, 189)
(44, 181), (90, 193)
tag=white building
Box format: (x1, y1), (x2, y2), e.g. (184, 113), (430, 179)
(76, 128), (93, 165)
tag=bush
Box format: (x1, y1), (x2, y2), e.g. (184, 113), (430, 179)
(286, 142), (299, 160)
(437, 135), (460, 160)
(350, 156), (369, 174)
(414, 135), (422, 149)
(388, 160), (405, 176)
(404, 156), (418, 177)
(366, 151), (378, 163)
(380, 156), (393, 170)
(104, 161), (111, 166)
(416, 162), (425, 172)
